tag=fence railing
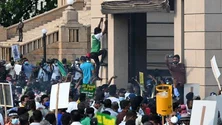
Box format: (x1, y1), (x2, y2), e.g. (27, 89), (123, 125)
(0, 30), (59, 61)
(19, 30), (59, 55)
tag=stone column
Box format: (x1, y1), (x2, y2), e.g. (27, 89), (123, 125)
(174, 0), (184, 62)
(183, 0), (222, 97)
(62, 5), (78, 24)
(108, 14), (128, 88)
(58, 0), (66, 7)
(58, 5), (79, 60)
(0, 26), (7, 42)
(58, 0), (62, 7)
(0, 47), (2, 60)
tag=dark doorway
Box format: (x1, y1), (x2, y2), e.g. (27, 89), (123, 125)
(128, 13), (147, 82)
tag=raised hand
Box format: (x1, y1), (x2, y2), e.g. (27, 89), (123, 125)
(100, 18), (104, 22)
(104, 20), (108, 25)
(112, 75), (117, 79)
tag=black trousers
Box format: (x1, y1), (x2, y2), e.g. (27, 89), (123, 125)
(90, 49), (107, 77)
(19, 31), (23, 42)
(177, 84), (184, 104)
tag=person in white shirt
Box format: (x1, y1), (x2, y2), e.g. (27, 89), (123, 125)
(66, 95), (78, 113)
(6, 61), (16, 80)
(107, 84), (122, 112)
(104, 99), (118, 117)
(30, 110), (43, 125)
(71, 58), (82, 82)
(89, 18), (108, 81)
(70, 110), (82, 125)
(90, 100), (102, 115)
(51, 61), (61, 81)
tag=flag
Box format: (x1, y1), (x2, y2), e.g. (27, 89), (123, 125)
(57, 60), (67, 77)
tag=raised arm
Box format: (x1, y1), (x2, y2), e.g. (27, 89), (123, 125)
(107, 76), (117, 86)
(98, 18), (103, 29)
(165, 55), (173, 71)
(75, 77), (83, 89)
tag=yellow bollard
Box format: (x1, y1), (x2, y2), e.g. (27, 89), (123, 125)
(156, 85), (173, 116)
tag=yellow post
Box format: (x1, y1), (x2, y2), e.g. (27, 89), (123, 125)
(156, 85), (173, 116)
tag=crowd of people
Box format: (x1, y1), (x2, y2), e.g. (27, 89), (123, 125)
(0, 18), (222, 125)
(1, 54), (221, 125)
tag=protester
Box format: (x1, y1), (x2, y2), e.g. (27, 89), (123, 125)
(62, 58), (69, 74)
(0, 55), (216, 125)
(70, 110), (82, 125)
(107, 85), (119, 104)
(44, 113), (56, 125)
(5, 60), (16, 80)
(0, 60), (7, 82)
(116, 100), (130, 125)
(30, 110), (42, 125)
(67, 94), (78, 113)
(19, 113), (29, 125)
(19, 95), (29, 107)
(119, 111), (137, 125)
(89, 18), (108, 81)
(80, 107), (94, 125)
(5, 110), (19, 125)
(61, 113), (71, 125)
(103, 99), (118, 117)
(91, 100), (102, 115)
(25, 100), (36, 120)
(71, 58), (82, 88)
(51, 60), (61, 81)
(22, 59), (35, 79)
(165, 54), (186, 103)
(112, 102), (119, 114)
(38, 61), (51, 90)
(165, 111), (179, 125)
(80, 56), (94, 84)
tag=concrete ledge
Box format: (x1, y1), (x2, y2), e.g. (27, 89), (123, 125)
(6, 1), (84, 39)
(101, 0), (170, 14)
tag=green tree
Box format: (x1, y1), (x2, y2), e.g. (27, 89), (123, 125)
(0, 0), (57, 27)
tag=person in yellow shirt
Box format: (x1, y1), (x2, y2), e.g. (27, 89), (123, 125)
(19, 95), (29, 107)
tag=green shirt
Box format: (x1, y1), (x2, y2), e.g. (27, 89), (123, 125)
(81, 117), (91, 125)
(91, 34), (101, 53)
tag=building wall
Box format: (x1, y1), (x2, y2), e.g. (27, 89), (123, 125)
(146, 12), (174, 70)
(182, 0), (222, 97)
(91, 0), (175, 77)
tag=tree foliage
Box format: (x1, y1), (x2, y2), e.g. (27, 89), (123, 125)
(0, 0), (57, 27)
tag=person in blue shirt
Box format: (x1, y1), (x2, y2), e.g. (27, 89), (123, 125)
(80, 56), (94, 84)
(22, 60), (35, 79)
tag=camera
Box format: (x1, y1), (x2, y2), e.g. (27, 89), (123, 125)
(46, 59), (54, 65)
(168, 54), (174, 58)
